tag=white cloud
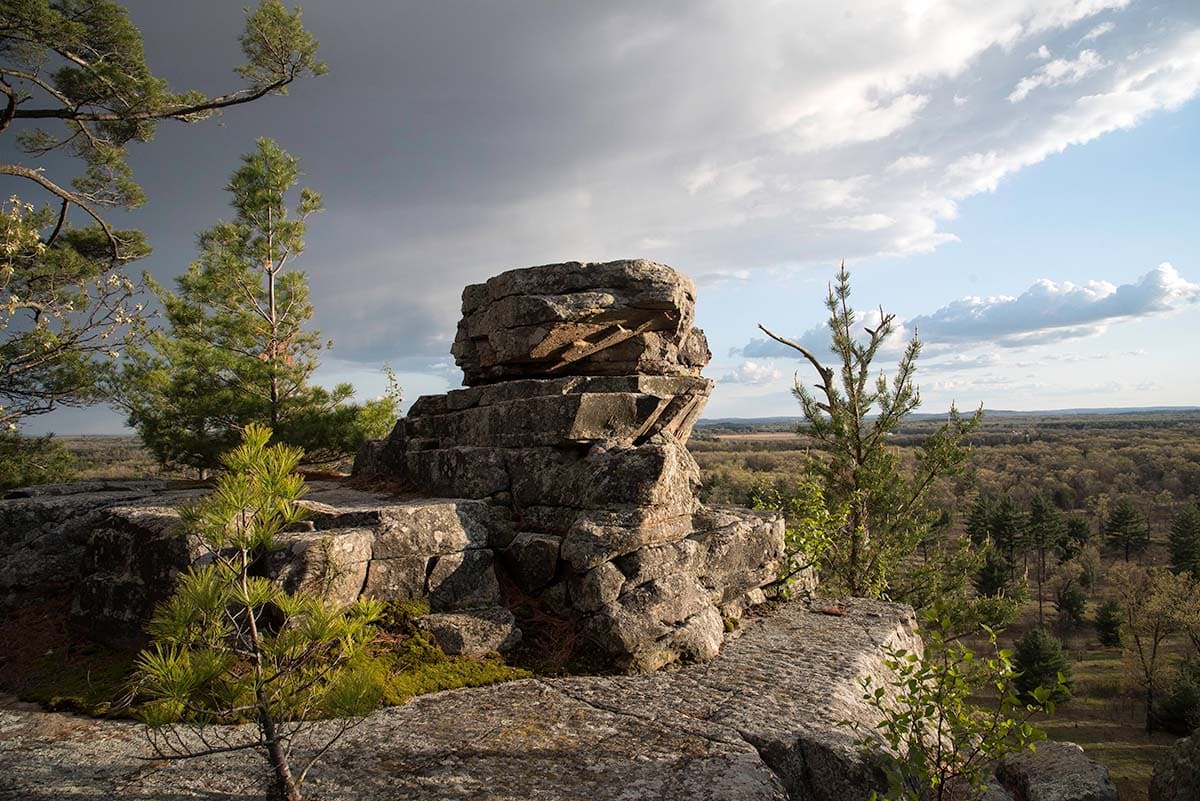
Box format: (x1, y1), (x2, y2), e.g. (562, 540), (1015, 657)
(1079, 21), (1116, 43)
(910, 263), (1199, 346)
(888, 154), (933, 172)
(721, 360), (785, 386)
(742, 264), (1198, 359)
(1029, 45), (1053, 60)
(821, 214), (896, 232)
(1009, 49), (1108, 102)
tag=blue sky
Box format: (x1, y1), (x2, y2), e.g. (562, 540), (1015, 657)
(8, 0), (1199, 433)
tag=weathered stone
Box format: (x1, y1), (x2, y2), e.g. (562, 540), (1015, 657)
(428, 549), (501, 611)
(452, 260), (708, 385)
(70, 502), (206, 644)
(501, 532), (561, 593)
(560, 508), (695, 571)
(365, 499), (493, 558)
(361, 554), (430, 601)
(586, 572), (721, 672)
(996, 741), (1117, 801)
(418, 606), (522, 657)
(0, 481), (174, 611)
(1150, 731), (1200, 801)
(265, 528), (373, 606)
(568, 561), (626, 613)
(691, 506), (792, 605)
(0, 599), (915, 801)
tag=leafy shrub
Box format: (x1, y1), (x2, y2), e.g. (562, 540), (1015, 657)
(1153, 659), (1200, 736)
(852, 608), (1060, 801)
(1013, 628), (1073, 705)
(1094, 599), (1123, 647)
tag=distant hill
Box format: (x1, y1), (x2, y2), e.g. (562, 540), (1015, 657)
(697, 406), (1200, 427)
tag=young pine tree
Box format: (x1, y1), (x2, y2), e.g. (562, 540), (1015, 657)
(1106, 498), (1150, 562)
(117, 140), (397, 473)
(758, 264), (981, 598)
(135, 424), (385, 801)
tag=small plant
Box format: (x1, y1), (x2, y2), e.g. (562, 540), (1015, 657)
(1095, 599), (1123, 647)
(1013, 628), (1073, 705)
(751, 477), (837, 597)
(851, 609), (1061, 801)
(134, 424), (386, 801)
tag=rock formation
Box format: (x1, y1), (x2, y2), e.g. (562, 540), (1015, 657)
(2, 260), (795, 672)
(354, 260), (801, 670)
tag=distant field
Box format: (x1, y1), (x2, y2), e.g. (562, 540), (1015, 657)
(54, 435), (175, 481)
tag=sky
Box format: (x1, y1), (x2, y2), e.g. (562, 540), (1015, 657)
(8, 0), (1200, 433)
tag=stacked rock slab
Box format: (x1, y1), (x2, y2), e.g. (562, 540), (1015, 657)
(356, 260), (799, 671)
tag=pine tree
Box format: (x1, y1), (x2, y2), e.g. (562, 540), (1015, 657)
(965, 494), (995, 545)
(1169, 505), (1200, 579)
(1106, 498), (1150, 562)
(1026, 494), (1066, 627)
(974, 544), (1011, 598)
(1058, 516), (1091, 561)
(1013, 628), (1073, 705)
(116, 140), (397, 473)
(0, 1), (324, 434)
(987, 494), (1026, 582)
(758, 264), (981, 598)
(135, 425), (385, 801)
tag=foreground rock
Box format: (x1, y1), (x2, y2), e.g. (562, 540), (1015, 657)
(996, 741), (1118, 801)
(0, 599), (914, 801)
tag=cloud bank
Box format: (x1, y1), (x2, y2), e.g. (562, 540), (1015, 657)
(740, 263), (1198, 357)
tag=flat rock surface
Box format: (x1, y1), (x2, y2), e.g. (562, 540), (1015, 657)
(0, 599), (916, 801)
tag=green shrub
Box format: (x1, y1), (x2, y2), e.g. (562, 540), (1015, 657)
(1094, 599), (1123, 647)
(1153, 659), (1200, 736)
(1013, 628), (1073, 705)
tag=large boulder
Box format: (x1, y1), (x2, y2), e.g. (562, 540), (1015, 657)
(995, 741), (1118, 801)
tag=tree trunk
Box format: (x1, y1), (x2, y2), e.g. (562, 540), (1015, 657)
(1036, 549), (1044, 627)
(260, 703), (302, 801)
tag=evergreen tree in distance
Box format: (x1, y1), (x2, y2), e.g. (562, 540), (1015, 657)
(1106, 497), (1150, 562)
(1170, 505), (1200, 579)
(116, 140), (396, 472)
(1026, 494), (1066, 627)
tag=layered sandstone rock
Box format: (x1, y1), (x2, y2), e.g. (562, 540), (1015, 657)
(451, 259), (711, 385)
(355, 260), (794, 670)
